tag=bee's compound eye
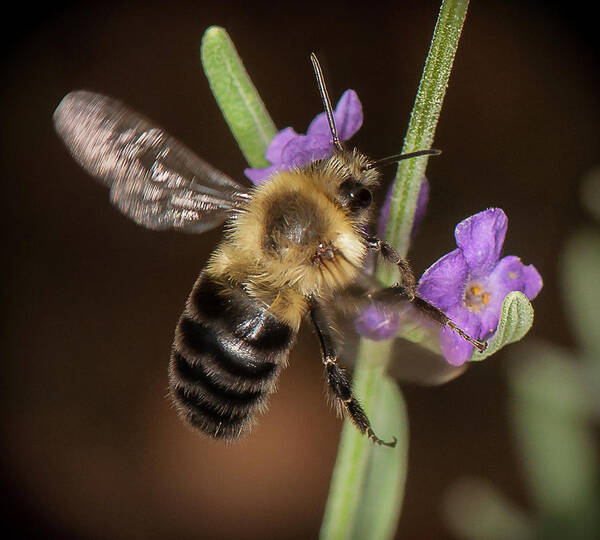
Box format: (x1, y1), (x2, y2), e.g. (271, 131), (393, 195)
(339, 180), (372, 211)
(351, 187), (372, 209)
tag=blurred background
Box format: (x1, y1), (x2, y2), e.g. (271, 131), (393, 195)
(1, 0), (598, 538)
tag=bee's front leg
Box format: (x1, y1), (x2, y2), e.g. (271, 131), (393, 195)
(364, 235), (487, 352)
(363, 235), (416, 298)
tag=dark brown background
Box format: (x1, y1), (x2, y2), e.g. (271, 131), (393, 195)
(2, 1), (598, 538)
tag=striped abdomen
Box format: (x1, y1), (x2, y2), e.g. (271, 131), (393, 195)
(169, 272), (296, 440)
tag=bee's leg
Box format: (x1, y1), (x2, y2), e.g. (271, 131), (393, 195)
(364, 235), (487, 352)
(310, 305), (397, 448)
(364, 236), (417, 297)
(372, 286), (487, 352)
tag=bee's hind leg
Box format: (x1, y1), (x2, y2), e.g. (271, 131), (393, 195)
(309, 304), (397, 448)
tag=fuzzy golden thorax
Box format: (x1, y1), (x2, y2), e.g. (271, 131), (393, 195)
(206, 150), (381, 329)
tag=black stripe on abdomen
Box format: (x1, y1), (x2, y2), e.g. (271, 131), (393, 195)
(169, 272), (296, 440)
(189, 274), (294, 352)
(178, 317), (279, 381)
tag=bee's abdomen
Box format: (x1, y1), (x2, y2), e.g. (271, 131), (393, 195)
(170, 272), (296, 440)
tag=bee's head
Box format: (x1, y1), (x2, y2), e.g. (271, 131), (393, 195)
(323, 147), (441, 222)
(309, 53), (439, 222)
(329, 149), (379, 218)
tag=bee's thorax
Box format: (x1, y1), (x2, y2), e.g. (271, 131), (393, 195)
(206, 159), (375, 329)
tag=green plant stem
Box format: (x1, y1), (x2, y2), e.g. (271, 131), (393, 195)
(378, 0), (470, 285)
(320, 340), (400, 540)
(321, 2), (470, 539)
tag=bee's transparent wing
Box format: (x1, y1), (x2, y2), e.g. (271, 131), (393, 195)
(53, 91), (251, 233)
(334, 274), (468, 386)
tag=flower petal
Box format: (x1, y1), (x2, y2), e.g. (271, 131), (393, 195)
(354, 303), (401, 341)
(307, 89), (363, 141)
(455, 208), (507, 277)
(245, 90), (363, 184)
(417, 248), (469, 311)
(378, 177), (429, 240)
(265, 127), (298, 163)
(493, 256), (543, 300)
(280, 133), (334, 169)
(477, 304), (501, 341)
(439, 306), (481, 366)
(478, 255), (543, 337)
(244, 164), (279, 185)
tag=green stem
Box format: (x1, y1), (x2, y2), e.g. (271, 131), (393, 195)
(377, 0), (470, 286)
(321, 2), (470, 538)
(320, 340), (396, 539)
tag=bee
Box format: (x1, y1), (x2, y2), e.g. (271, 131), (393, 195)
(53, 54), (485, 447)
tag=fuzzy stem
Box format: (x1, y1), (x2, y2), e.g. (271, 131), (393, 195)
(321, 2), (470, 539)
(377, 0), (470, 285)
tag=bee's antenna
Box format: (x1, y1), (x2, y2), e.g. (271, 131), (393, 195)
(366, 149), (442, 170)
(310, 53), (343, 152)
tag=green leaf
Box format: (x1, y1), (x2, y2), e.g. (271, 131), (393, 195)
(320, 341), (408, 540)
(469, 292), (534, 362)
(350, 376), (408, 540)
(444, 478), (535, 540)
(508, 347), (600, 537)
(561, 230), (600, 360)
(201, 26), (277, 168)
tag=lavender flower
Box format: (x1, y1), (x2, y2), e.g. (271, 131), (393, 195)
(417, 208), (543, 365)
(245, 90), (362, 185)
(355, 303), (403, 341)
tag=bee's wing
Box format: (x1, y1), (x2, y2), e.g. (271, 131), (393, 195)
(334, 274), (468, 386)
(53, 91), (251, 233)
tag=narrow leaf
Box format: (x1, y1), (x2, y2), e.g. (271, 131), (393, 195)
(508, 349), (600, 537)
(201, 26), (277, 168)
(561, 230), (600, 359)
(470, 292), (534, 362)
(350, 376), (408, 540)
(320, 340), (401, 540)
(444, 478), (535, 540)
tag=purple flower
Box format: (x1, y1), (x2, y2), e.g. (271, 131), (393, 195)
(355, 304), (403, 341)
(245, 90), (363, 185)
(417, 208), (543, 366)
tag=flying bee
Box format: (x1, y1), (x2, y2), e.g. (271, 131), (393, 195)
(53, 54), (486, 447)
